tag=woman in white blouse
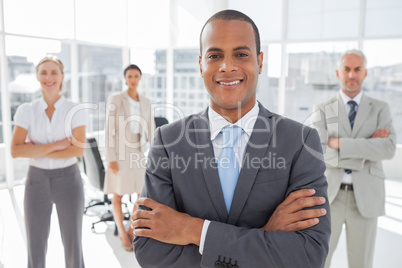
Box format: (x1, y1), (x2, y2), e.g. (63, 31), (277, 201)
(11, 56), (87, 268)
(104, 64), (155, 251)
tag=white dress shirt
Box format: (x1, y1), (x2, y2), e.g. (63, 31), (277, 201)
(14, 96), (88, 170)
(339, 89), (363, 184)
(128, 96), (141, 134)
(199, 102), (260, 254)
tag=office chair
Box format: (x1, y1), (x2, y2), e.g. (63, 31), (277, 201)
(154, 116), (169, 128)
(82, 137), (129, 234)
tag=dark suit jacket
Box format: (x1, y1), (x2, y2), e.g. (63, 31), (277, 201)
(134, 103), (330, 268)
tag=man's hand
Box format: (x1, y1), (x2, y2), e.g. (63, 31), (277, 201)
(328, 137), (339, 149)
(261, 189), (327, 232)
(108, 161), (119, 175)
(371, 128), (389, 138)
(131, 198), (204, 246)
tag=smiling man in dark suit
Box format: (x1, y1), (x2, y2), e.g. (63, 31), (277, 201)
(132, 10), (330, 268)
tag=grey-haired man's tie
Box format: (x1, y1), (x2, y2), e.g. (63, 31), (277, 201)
(348, 100), (357, 129)
(345, 100), (357, 174)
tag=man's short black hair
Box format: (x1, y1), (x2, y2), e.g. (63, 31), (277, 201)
(199, 9), (261, 56)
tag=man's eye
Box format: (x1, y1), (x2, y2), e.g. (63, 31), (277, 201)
(208, 54), (219, 59)
(237, 53), (248, 57)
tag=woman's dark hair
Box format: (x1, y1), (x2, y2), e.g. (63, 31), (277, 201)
(124, 64), (142, 76)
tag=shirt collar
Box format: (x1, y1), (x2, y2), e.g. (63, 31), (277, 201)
(208, 102), (259, 141)
(39, 95), (65, 110)
(339, 89), (363, 106)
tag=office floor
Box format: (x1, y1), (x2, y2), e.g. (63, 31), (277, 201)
(0, 178), (401, 268)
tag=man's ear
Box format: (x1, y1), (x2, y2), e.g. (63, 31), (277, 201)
(199, 56), (203, 77)
(336, 69), (340, 80)
(258, 52), (263, 74)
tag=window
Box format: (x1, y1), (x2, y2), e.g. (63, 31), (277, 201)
(78, 44), (122, 134)
(4, 0), (74, 39)
(75, 0), (126, 45)
(287, 0), (360, 40)
(229, 0), (282, 41)
(363, 39), (402, 143)
(257, 44), (281, 113)
(173, 0), (214, 47)
(283, 42), (357, 124)
(365, 0), (402, 37)
(0, 66), (4, 184)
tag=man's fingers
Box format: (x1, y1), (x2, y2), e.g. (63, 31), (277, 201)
(288, 196), (326, 213)
(132, 218), (151, 229)
(134, 227), (154, 238)
(135, 197), (159, 209)
(273, 208), (326, 231)
(293, 208), (327, 222)
(131, 209), (151, 221)
(285, 218), (320, 232)
(281, 189), (316, 207)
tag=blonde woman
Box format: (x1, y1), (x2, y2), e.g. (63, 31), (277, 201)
(104, 64), (155, 251)
(11, 56), (87, 268)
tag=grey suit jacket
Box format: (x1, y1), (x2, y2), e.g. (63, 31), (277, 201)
(312, 93), (396, 218)
(134, 103), (330, 268)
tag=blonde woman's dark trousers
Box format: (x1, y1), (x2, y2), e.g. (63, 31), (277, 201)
(24, 164), (85, 268)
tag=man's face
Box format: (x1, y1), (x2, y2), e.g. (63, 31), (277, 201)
(199, 19), (263, 116)
(336, 54), (367, 96)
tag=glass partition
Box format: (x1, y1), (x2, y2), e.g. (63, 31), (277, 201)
(127, 0), (169, 48)
(131, 48), (168, 119)
(229, 0), (283, 41)
(364, 39), (402, 143)
(78, 44), (123, 135)
(75, 0), (126, 45)
(365, 0), (402, 37)
(258, 44), (280, 113)
(0, 64), (5, 185)
(283, 41), (357, 124)
(3, 0), (74, 39)
(287, 0), (360, 40)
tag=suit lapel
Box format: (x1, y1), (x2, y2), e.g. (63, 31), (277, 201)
(122, 91), (131, 122)
(194, 109), (228, 222)
(352, 94), (372, 137)
(138, 93), (146, 135)
(227, 103), (275, 225)
(336, 94), (352, 135)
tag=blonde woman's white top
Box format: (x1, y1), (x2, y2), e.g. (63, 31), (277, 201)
(14, 96), (88, 170)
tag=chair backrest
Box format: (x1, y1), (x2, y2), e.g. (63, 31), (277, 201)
(154, 117), (169, 128)
(82, 137), (105, 191)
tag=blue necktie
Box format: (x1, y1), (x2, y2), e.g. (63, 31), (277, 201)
(217, 126), (243, 213)
(348, 100), (357, 129)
